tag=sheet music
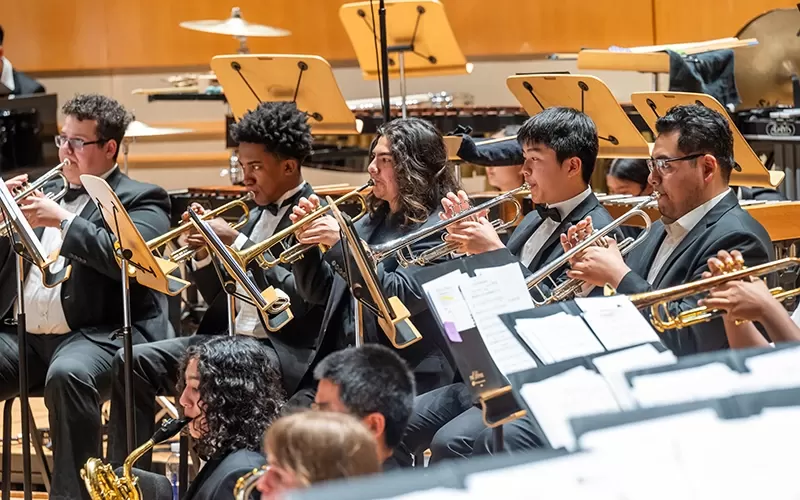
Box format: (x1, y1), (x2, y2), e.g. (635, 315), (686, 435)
(579, 299), (661, 351)
(421, 270), (476, 332)
(514, 313), (604, 364)
(0, 178), (47, 260)
(629, 362), (742, 407)
(591, 343), (676, 410)
(459, 265), (538, 375)
(519, 366), (621, 451)
(739, 346), (800, 392)
(386, 488), (475, 499)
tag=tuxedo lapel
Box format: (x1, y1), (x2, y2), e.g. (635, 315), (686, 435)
(240, 206), (263, 238)
(526, 193), (597, 272)
(506, 211), (543, 256)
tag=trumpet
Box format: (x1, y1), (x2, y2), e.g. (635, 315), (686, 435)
(624, 257), (800, 332)
(230, 181), (372, 270)
(525, 193), (659, 305)
(233, 466), (268, 500)
(369, 183), (529, 268)
(0, 159), (70, 236)
(148, 192), (254, 263)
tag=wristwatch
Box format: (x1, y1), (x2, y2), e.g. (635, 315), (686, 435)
(59, 218), (71, 232)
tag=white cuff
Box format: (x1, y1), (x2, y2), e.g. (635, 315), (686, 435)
(232, 233), (249, 251)
(60, 213), (78, 235)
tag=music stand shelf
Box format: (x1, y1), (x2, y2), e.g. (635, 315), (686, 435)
(506, 74), (651, 159)
(209, 54), (363, 135)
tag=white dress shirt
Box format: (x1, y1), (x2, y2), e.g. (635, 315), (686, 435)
(519, 187), (592, 268)
(0, 57), (14, 93)
(22, 165), (118, 334)
(646, 188), (731, 284)
(194, 182), (306, 338)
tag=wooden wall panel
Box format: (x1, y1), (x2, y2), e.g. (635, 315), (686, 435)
(654, 0), (796, 44)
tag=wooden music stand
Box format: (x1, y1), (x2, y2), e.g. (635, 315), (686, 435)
(339, 0), (472, 116)
(209, 54), (363, 135)
(506, 74), (651, 159)
(630, 92), (784, 188)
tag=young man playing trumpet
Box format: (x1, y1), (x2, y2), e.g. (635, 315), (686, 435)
(0, 94), (172, 500)
(106, 101), (324, 470)
(402, 107), (620, 464)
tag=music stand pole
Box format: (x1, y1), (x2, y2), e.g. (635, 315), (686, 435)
(379, 0), (391, 123)
(354, 299), (364, 347)
(117, 247), (136, 454)
(15, 253), (32, 500)
(228, 295), (236, 336)
(121, 141), (130, 176)
(398, 52), (408, 118)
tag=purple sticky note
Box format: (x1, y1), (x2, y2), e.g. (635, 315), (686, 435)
(444, 321), (463, 343)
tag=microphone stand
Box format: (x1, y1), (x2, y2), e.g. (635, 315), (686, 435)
(379, 0), (391, 124)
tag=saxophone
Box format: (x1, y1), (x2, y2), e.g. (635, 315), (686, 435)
(233, 465), (268, 500)
(81, 416), (192, 500)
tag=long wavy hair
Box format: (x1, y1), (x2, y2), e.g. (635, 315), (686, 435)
(367, 118), (461, 227)
(176, 336), (286, 461)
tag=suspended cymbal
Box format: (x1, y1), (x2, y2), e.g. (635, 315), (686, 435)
(179, 7), (290, 38)
(735, 6), (800, 109)
(125, 121), (193, 139)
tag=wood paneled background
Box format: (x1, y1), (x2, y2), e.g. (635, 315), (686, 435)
(4, 0), (794, 74)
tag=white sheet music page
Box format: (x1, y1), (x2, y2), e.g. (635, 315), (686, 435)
(385, 488), (476, 499)
(575, 295), (661, 351)
(629, 362), (742, 407)
(421, 270), (476, 332)
(519, 366), (621, 451)
(738, 345), (800, 393)
(591, 343), (677, 410)
(514, 313), (604, 364)
(459, 263), (538, 375)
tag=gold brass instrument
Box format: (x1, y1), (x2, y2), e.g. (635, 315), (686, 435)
(0, 159), (70, 237)
(233, 466), (268, 500)
(81, 416), (191, 500)
(623, 257), (800, 332)
(230, 181), (372, 270)
(369, 183), (529, 268)
(525, 193), (659, 306)
(148, 192), (254, 263)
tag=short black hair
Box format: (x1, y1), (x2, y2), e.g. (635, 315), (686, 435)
(655, 104), (735, 181)
(517, 107), (599, 184)
(230, 101), (313, 163)
(609, 158), (649, 189)
(0, 25), (4, 46)
(61, 94), (133, 161)
(313, 345), (415, 449)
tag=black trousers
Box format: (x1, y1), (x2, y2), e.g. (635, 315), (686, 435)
(105, 334), (281, 470)
(0, 330), (118, 500)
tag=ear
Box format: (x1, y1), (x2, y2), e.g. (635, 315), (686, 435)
(361, 412), (386, 441)
(105, 139), (119, 161)
(282, 158), (298, 175)
(700, 154), (717, 183)
(564, 157), (583, 179)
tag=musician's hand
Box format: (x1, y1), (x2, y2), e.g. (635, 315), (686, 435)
(5, 174), (28, 194)
(19, 191), (71, 229)
(560, 216), (596, 252)
(566, 237), (630, 288)
(295, 215), (340, 247)
(701, 249), (746, 279)
(443, 217), (504, 255)
(181, 203), (207, 224)
(440, 191), (472, 220)
(289, 195), (322, 224)
(698, 278), (778, 323)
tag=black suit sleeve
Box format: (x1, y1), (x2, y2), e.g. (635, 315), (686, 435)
(617, 231), (771, 354)
(60, 184), (171, 281)
(291, 246), (336, 306)
(192, 260), (226, 305)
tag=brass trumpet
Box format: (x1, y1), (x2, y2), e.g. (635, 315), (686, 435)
(625, 257), (800, 332)
(369, 183), (529, 268)
(230, 181), (372, 270)
(148, 192), (254, 263)
(0, 159), (70, 237)
(525, 193), (658, 305)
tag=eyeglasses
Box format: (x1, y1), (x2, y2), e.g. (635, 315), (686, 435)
(646, 153), (707, 176)
(55, 135), (107, 151)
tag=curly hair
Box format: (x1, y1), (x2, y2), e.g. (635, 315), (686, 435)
(176, 336), (287, 461)
(61, 94), (133, 161)
(368, 118), (461, 227)
(230, 101), (313, 163)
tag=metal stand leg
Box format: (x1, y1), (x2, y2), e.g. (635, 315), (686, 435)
(122, 142), (130, 176)
(2, 398), (14, 500)
(227, 295), (236, 336)
(492, 425), (504, 453)
(16, 255), (32, 500)
(354, 299), (364, 348)
(27, 409), (50, 493)
(119, 257), (135, 455)
(399, 52), (408, 119)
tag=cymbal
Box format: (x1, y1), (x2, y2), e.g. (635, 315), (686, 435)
(179, 7), (290, 38)
(124, 121), (193, 139)
(735, 6), (800, 109)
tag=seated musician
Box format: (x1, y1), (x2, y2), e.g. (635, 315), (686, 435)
(257, 411), (382, 499)
(737, 185), (786, 201)
(287, 117), (461, 405)
(606, 158), (652, 196)
(401, 107), (618, 464)
(566, 103), (773, 355)
(163, 335), (284, 500)
(308, 344), (415, 471)
(106, 101), (324, 469)
(0, 93), (171, 500)
(698, 249), (800, 348)
(0, 25), (45, 95)
(484, 127), (525, 192)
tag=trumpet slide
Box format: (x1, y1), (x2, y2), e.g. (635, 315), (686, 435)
(525, 193), (658, 306)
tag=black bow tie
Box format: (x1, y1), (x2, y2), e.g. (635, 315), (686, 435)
(63, 186), (87, 203)
(534, 204), (561, 223)
(264, 195), (300, 216)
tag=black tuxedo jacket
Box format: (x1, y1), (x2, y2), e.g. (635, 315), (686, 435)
(192, 183), (324, 395)
(11, 70), (45, 95)
(0, 168), (173, 347)
(738, 186), (787, 201)
(184, 449), (265, 500)
(293, 206), (453, 383)
(616, 190), (773, 356)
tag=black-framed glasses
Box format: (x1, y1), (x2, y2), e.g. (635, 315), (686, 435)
(646, 153), (707, 175)
(55, 135), (107, 151)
